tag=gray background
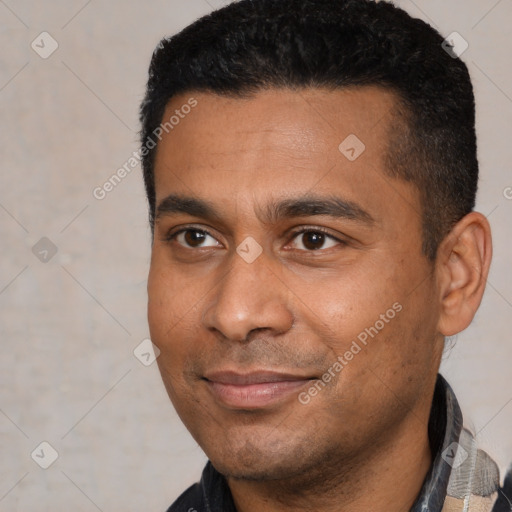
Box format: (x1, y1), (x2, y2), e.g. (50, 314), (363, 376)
(0, 0), (511, 510)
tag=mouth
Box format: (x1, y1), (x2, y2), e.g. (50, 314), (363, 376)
(202, 370), (315, 409)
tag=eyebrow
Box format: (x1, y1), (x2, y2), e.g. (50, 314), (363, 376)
(155, 193), (375, 225)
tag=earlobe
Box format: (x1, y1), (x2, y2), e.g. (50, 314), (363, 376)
(436, 212), (492, 337)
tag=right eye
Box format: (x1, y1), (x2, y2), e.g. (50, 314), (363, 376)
(163, 227), (222, 249)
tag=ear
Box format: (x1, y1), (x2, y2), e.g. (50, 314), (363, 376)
(436, 212), (492, 337)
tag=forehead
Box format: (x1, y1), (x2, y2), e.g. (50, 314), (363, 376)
(157, 85), (398, 162)
(152, 86), (420, 234)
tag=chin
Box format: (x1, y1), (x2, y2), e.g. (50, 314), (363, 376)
(205, 434), (313, 482)
(213, 457), (307, 482)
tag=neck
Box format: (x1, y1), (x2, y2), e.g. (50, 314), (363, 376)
(227, 407), (434, 512)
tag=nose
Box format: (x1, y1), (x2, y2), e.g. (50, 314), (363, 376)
(201, 247), (294, 342)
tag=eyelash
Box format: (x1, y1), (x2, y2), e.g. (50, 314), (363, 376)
(162, 225), (346, 251)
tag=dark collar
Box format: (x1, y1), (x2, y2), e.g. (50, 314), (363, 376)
(410, 373), (464, 512)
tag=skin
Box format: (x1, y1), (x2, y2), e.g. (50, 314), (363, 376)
(147, 86), (492, 512)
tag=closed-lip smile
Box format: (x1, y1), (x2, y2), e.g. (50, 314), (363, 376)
(203, 370), (315, 409)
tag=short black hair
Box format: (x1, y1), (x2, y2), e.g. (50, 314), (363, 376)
(140, 0), (478, 260)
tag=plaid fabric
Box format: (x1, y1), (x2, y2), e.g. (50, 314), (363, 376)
(412, 375), (510, 512)
(440, 427), (501, 512)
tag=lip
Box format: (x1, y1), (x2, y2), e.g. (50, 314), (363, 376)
(203, 370), (314, 409)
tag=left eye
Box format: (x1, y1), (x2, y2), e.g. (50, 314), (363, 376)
(288, 230), (342, 251)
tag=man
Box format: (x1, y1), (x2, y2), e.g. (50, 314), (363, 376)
(139, 0), (512, 510)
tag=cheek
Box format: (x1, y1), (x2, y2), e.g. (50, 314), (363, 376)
(147, 264), (169, 338)
(147, 264), (188, 363)
(148, 257), (190, 331)
(148, 267), (192, 401)
(311, 261), (433, 374)
(300, 265), (396, 343)
(147, 259), (207, 372)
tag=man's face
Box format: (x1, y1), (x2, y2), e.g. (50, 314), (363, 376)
(148, 87), (444, 481)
